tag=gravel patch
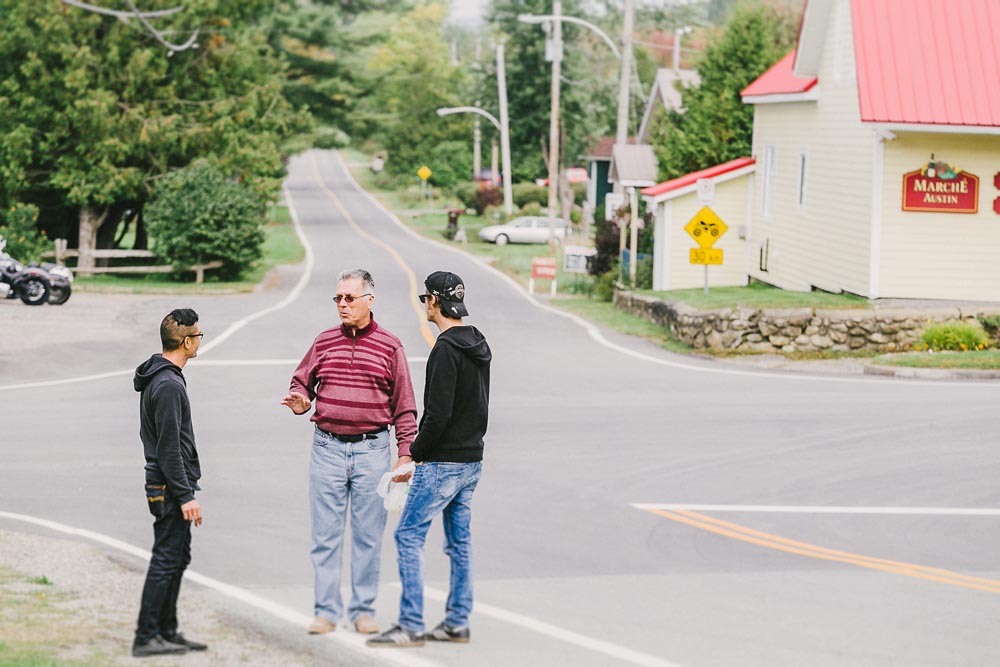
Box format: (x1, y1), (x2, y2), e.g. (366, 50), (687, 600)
(0, 530), (347, 667)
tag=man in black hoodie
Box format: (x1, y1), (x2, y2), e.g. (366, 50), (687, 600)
(131, 308), (207, 657)
(368, 271), (491, 649)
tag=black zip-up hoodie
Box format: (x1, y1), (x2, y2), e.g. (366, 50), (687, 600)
(134, 354), (201, 504)
(410, 325), (491, 462)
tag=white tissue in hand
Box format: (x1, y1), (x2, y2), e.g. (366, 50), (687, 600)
(377, 462), (415, 512)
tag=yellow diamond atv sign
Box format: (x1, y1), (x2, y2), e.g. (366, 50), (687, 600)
(684, 206), (728, 249)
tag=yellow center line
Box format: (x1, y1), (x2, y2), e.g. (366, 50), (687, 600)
(309, 154), (435, 349)
(645, 508), (1000, 595)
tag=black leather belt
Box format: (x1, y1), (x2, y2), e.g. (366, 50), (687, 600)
(316, 426), (388, 443)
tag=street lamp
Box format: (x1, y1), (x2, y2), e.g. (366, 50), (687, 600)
(435, 45), (513, 216)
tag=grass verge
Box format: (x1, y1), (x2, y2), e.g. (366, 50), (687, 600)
(874, 349), (1000, 369)
(552, 296), (694, 355)
(637, 282), (870, 310)
(75, 204), (303, 295)
(0, 566), (116, 667)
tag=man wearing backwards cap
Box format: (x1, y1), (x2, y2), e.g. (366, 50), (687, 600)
(368, 271), (492, 648)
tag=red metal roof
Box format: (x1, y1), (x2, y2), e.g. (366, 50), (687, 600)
(741, 51), (817, 97)
(852, 0), (1000, 127)
(641, 157), (755, 198)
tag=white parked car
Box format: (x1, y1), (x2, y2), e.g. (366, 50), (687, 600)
(478, 216), (570, 245)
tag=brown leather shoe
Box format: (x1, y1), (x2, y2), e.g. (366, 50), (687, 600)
(354, 615), (379, 634)
(307, 616), (336, 634)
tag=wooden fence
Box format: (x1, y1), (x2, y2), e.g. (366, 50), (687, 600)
(47, 239), (222, 283)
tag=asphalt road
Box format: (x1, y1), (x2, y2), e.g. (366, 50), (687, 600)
(3, 149), (1000, 667)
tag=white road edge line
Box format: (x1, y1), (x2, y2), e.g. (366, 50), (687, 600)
(1, 510), (682, 667)
(0, 511), (444, 667)
(330, 151), (989, 389)
(632, 503), (1000, 516)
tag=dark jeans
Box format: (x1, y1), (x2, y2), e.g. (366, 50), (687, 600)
(135, 485), (191, 643)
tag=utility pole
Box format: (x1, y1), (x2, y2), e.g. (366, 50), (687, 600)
(473, 102), (482, 181)
(615, 0), (633, 152)
(491, 139), (499, 188)
(546, 1), (562, 245)
(497, 42), (514, 217)
(616, 0), (634, 280)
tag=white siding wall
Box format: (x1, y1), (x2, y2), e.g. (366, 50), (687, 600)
(748, 0), (874, 295)
(661, 178), (750, 290)
(879, 134), (1000, 300)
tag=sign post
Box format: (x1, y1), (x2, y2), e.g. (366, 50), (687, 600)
(684, 206), (728, 296)
(417, 165), (432, 203)
(530, 257), (558, 296)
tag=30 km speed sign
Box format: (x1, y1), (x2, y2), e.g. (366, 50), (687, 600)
(690, 248), (723, 265)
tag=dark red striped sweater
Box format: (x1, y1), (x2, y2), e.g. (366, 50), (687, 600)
(290, 319), (417, 456)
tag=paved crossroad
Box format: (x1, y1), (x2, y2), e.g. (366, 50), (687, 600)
(3, 149), (1000, 666)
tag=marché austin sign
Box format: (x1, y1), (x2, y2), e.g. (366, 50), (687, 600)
(902, 157), (979, 214)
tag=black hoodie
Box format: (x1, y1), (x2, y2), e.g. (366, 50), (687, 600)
(134, 354), (201, 504)
(409, 325), (491, 462)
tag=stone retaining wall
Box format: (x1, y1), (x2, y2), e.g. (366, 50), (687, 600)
(614, 291), (1000, 353)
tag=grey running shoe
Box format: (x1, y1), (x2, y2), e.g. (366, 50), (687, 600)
(427, 621), (470, 643)
(132, 635), (188, 657)
(366, 624), (425, 648)
(162, 633), (207, 651)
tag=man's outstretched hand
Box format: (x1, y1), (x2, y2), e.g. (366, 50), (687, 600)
(281, 392), (311, 415)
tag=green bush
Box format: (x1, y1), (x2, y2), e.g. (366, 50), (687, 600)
(453, 182), (480, 211)
(428, 141), (474, 188)
(519, 202), (543, 217)
(921, 321), (991, 352)
(978, 314), (1000, 342)
(635, 256), (654, 290)
(512, 182), (548, 208)
(145, 163), (267, 281)
(593, 267), (618, 302)
(0, 203), (48, 263)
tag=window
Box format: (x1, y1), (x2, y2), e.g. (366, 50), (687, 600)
(761, 145), (775, 218)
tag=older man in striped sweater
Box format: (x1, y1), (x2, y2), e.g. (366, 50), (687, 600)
(282, 268), (418, 637)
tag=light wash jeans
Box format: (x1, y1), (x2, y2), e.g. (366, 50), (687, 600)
(309, 426), (390, 623)
(394, 461), (482, 633)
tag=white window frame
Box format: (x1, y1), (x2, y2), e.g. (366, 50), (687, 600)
(761, 144), (775, 219)
(797, 151), (808, 209)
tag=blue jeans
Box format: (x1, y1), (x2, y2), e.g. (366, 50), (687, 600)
(395, 462), (482, 633)
(309, 427), (390, 623)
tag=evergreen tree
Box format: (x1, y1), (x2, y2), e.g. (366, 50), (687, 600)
(651, 2), (798, 179)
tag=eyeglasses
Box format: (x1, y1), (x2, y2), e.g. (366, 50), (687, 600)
(333, 293), (373, 304)
(186, 333), (204, 340)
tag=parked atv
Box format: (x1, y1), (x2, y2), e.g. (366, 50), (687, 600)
(0, 235), (73, 306)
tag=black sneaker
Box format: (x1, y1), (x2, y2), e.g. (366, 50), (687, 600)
(366, 624), (425, 648)
(163, 633), (208, 651)
(132, 635), (188, 657)
(427, 621), (470, 643)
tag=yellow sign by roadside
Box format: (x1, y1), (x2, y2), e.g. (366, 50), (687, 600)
(690, 247), (723, 265)
(417, 165), (432, 180)
(684, 206), (728, 249)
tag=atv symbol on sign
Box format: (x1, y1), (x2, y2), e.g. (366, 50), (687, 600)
(691, 219), (721, 238)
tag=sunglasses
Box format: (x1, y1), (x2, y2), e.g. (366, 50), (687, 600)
(333, 293), (372, 304)
(418, 294), (433, 303)
(186, 333), (204, 340)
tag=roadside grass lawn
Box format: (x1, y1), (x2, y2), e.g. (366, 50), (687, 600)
(75, 205), (303, 294)
(874, 349), (1000, 369)
(638, 281), (870, 310)
(0, 566), (115, 667)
